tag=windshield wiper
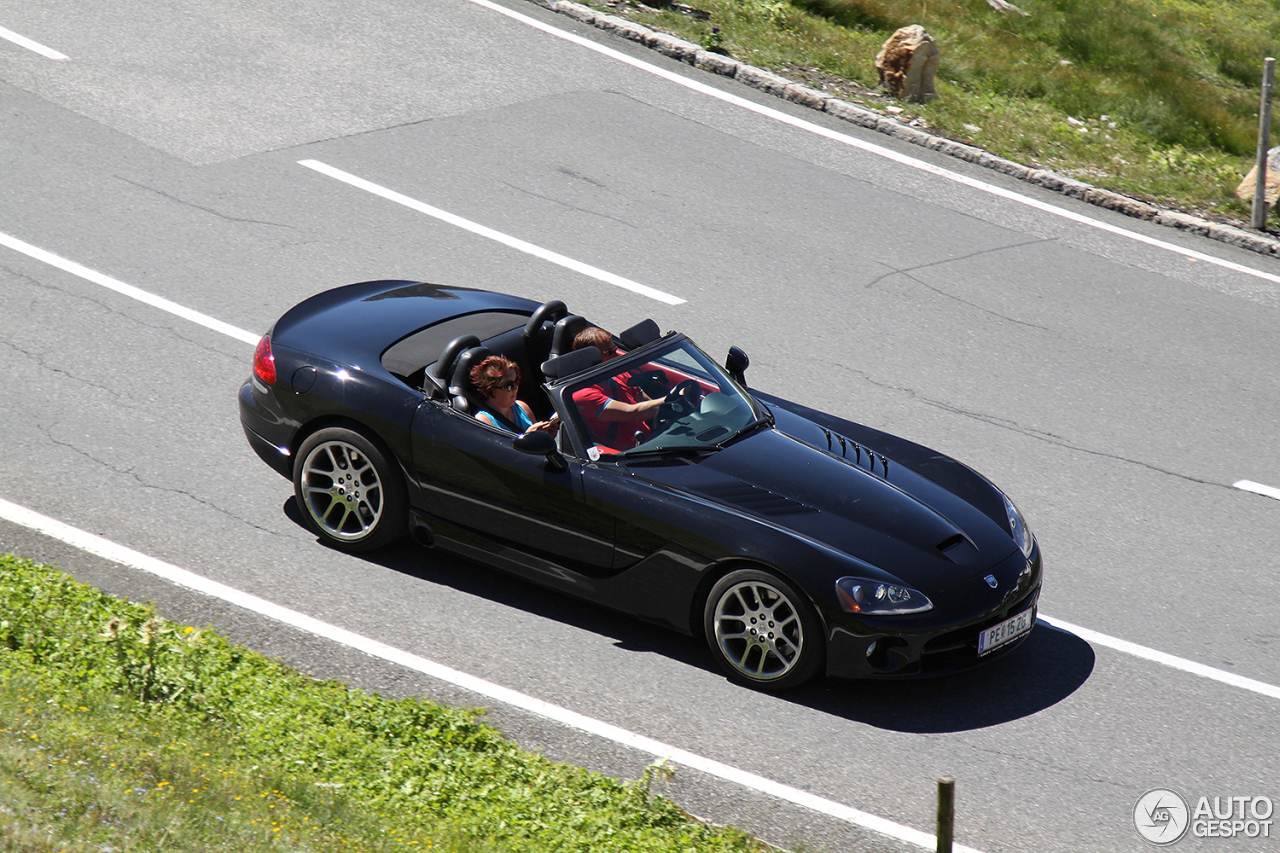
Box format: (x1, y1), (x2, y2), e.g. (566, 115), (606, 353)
(622, 444), (717, 458)
(716, 415), (772, 448)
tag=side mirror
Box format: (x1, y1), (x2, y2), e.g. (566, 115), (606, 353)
(513, 430), (568, 472)
(725, 346), (749, 386)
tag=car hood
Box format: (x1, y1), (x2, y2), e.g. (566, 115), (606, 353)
(631, 427), (1018, 592)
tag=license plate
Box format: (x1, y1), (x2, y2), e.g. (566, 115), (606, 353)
(978, 606), (1036, 655)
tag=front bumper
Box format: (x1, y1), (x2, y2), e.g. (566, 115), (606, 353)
(825, 546), (1042, 679)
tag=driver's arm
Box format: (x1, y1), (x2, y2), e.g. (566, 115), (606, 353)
(597, 396), (666, 421)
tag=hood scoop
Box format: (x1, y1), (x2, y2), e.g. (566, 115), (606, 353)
(937, 533), (981, 565)
(693, 482), (817, 516)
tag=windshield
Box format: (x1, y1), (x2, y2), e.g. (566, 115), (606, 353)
(563, 337), (762, 458)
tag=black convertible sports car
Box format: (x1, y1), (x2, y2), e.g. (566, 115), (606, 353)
(239, 281), (1042, 690)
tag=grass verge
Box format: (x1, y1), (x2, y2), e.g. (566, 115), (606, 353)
(580, 0), (1280, 228)
(0, 554), (766, 853)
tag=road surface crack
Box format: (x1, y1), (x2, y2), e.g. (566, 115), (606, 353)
(37, 422), (280, 536)
(115, 176), (297, 229)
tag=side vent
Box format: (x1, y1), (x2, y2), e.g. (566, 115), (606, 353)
(821, 428), (888, 477)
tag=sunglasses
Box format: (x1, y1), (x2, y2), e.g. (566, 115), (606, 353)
(494, 380), (518, 391)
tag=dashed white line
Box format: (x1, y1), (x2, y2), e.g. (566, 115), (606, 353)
(0, 496), (985, 853)
(1234, 479), (1280, 501)
(298, 159), (686, 306)
(0, 24), (69, 61)
(1039, 616), (1280, 702)
(0, 230), (259, 346)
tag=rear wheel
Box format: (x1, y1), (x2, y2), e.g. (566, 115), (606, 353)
(704, 569), (824, 690)
(293, 427), (407, 552)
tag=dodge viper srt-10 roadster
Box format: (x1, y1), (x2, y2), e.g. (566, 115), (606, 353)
(239, 281), (1042, 690)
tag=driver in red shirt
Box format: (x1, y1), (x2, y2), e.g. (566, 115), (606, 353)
(570, 327), (666, 450)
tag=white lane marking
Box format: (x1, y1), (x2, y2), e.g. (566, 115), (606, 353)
(1234, 480), (1280, 501)
(297, 160), (686, 306)
(0, 496), (983, 853)
(0, 25), (69, 61)
(466, 0), (1280, 288)
(0, 231), (260, 346)
(1039, 616), (1280, 702)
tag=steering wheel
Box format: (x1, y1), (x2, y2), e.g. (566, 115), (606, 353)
(626, 369), (671, 400)
(652, 379), (703, 432)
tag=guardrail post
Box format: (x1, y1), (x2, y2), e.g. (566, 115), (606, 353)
(936, 776), (955, 853)
(1252, 57), (1276, 230)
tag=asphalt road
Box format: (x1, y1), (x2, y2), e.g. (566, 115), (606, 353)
(2, 1), (1278, 851)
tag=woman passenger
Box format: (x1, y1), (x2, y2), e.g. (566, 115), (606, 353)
(469, 355), (559, 436)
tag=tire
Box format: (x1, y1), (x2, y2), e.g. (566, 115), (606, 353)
(293, 427), (408, 553)
(703, 569), (824, 691)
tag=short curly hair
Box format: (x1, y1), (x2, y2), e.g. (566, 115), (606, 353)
(572, 326), (616, 355)
(470, 355), (519, 398)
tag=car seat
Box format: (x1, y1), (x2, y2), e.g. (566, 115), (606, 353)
(448, 346), (494, 415)
(522, 300), (568, 367)
(425, 334), (480, 396)
(548, 314), (590, 360)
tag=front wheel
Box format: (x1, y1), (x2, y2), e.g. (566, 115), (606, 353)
(703, 569), (824, 691)
(293, 427), (407, 552)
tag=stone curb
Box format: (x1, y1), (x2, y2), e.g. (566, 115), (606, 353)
(539, 0), (1280, 260)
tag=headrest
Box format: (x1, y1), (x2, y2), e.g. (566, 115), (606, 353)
(448, 346), (493, 414)
(523, 300), (568, 343)
(549, 314), (591, 358)
(450, 346), (494, 389)
(428, 334), (480, 389)
(542, 346), (602, 381)
(618, 319), (661, 351)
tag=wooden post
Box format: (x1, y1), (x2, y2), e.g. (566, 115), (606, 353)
(1252, 57), (1275, 230)
(936, 776), (955, 853)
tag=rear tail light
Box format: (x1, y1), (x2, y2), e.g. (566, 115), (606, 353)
(253, 335), (277, 385)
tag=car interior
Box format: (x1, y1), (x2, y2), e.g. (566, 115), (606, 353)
(379, 300), (681, 453)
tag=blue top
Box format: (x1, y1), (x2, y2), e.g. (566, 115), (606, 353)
(478, 403), (534, 433)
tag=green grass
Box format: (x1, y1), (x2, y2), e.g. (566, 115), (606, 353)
(587, 0), (1280, 225)
(0, 554), (767, 853)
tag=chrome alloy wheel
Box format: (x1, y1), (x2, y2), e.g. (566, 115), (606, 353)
(712, 578), (806, 682)
(299, 439), (385, 542)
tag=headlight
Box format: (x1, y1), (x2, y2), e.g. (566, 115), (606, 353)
(1003, 494), (1034, 559)
(835, 577), (933, 615)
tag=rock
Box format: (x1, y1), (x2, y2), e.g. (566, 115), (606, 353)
(1235, 146), (1280, 205)
(644, 31), (700, 63)
(694, 50), (740, 76)
(875, 26), (940, 103)
(986, 0), (1029, 16)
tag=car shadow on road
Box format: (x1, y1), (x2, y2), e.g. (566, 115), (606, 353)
(777, 624), (1095, 732)
(285, 505), (713, 672)
(301, 533), (1094, 734)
